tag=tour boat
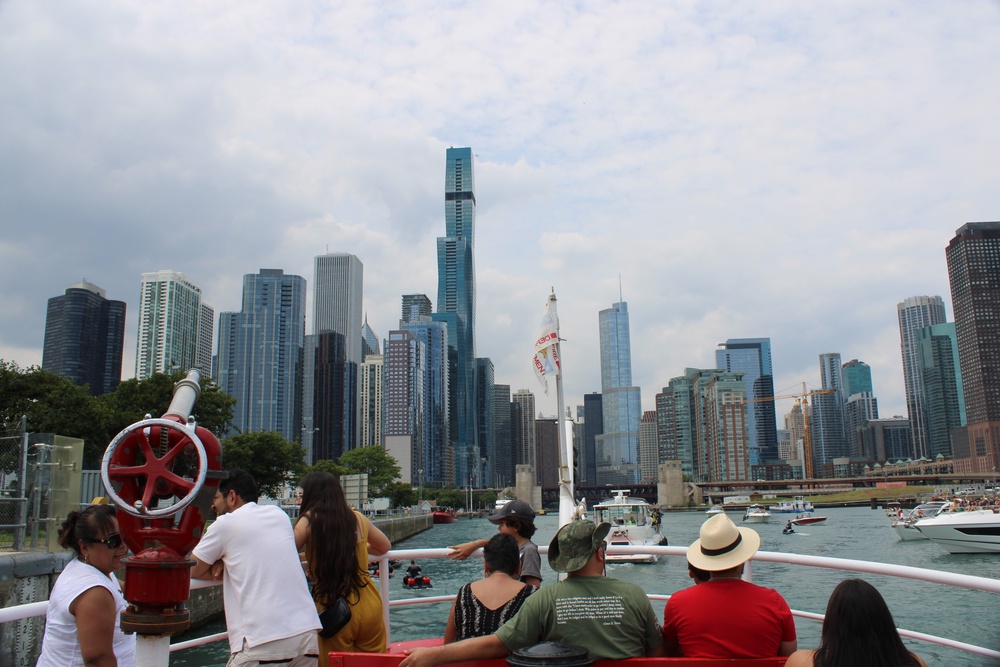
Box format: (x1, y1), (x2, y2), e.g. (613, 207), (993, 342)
(591, 489), (667, 563)
(769, 496), (815, 514)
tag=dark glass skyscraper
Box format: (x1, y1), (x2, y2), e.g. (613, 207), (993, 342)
(597, 301), (641, 485)
(946, 222), (1000, 474)
(436, 148), (478, 484)
(42, 281), (125, 396)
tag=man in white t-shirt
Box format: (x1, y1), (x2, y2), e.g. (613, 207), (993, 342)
(192, 469), (321, 666)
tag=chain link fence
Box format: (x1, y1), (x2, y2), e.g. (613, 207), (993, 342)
(0, 420), (88, 553)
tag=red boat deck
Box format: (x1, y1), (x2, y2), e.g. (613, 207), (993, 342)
(332, 646), (788, 667)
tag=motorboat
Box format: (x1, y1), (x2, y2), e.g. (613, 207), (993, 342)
(431, 508), (458, 524)
(791, 514), (827, 526)
(742, 504), (771, 524)
(913, 509), (1000, 553)
(592, 489), (667, 563)
(705, 504), (725, 515)
(891, 500), (952, 541)
(769, 495), (815, 513)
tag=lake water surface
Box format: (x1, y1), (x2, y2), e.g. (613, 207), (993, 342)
(171, 506), (1000, 667)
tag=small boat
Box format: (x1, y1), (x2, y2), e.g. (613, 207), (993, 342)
(914, 509), (1000, 553)
(705, 504), (725, 515)
(769, 495), (815, 513)
(431, 508), (458, 524)
(791, 514), (827, 526)
(742, 504), (771, 524)
(593, 489), (667, 563)
(891, 500), (952, 541)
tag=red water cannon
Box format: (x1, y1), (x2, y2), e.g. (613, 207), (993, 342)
(100, 369), (223, 635)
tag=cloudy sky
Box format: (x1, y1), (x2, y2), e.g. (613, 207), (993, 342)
(2, 1), (999, 421)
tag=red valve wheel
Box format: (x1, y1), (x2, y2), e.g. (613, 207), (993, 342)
(101, 418), (208, 518)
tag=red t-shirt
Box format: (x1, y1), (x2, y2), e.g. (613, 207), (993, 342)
(662, 579), (796, 658)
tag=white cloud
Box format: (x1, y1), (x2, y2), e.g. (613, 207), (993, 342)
(2, 0), (999, 425)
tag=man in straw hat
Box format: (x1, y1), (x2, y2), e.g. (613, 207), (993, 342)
(400, 520), (664, 667)
(662, 513), (797, 659)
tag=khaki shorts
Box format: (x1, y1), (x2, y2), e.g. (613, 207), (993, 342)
(227, 631), (319, 667)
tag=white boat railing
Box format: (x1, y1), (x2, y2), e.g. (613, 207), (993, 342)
(2, 546), (998, 662)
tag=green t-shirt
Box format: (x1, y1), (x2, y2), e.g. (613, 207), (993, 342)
(494, 576), (663, 660)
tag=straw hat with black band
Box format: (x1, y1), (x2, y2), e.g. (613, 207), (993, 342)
(686, 513), (761, 572)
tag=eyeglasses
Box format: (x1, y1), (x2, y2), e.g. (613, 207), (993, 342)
(88, 533), (123, 549)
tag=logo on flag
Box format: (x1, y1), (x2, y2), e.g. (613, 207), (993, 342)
(533, 294), (561, 394)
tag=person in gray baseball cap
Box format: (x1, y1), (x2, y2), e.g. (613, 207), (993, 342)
(401, 520), (664, 667)
(448, 500), (541, 586)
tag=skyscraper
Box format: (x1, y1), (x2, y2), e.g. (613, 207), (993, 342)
(841, 359), (878, 458)
(512, 389), (536, 483)
(596, 301), (641, 485)
(216, 269), (306, 442)
(897, 295), (947, 458)
(812, 353), (848, 467)
(946, 222), (1000, 473)
(360, 354), (384, 449)
(42, 281), (125, 396)
(435, 148), (478, 484)
(639, 410), (658, 483)
(401, 317), (451, 486)
(476, 357), (495, 487)
(492, 384), (514, 487)
(715, 338), (776, 465)
(361, 318), (380, 357)
(135, 270), (212, 380)
(401, 294), (432, 324)
(916, 323), (965, 458)
(313, 253), (364, 452)
(582, 393), (603, 485)
(383, 330), (425, 484)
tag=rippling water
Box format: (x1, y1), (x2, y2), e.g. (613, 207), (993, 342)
(171, 507), (1000, 667)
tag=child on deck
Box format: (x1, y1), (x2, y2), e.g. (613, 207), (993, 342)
(448, 500), (542, 587)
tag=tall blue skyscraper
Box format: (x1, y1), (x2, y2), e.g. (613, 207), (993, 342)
(216, 269), (306, 443)
(715, 338), (776, 465)
(43, 281), (126, 396)
(812, 352), (848, 468)
(435, 147), (478, 484)
(917, 322), (965, 458)
(402, 317), (451, 486)
(596, 301), (641, 485)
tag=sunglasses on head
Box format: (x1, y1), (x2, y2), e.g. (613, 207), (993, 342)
(88, 533), (123, 549)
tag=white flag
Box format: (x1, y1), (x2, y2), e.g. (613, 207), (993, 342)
(532, 294), (561, 394)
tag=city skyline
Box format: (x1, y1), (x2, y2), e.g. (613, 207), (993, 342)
(3, 3), (999, 424)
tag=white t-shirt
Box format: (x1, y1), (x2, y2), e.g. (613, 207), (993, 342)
(37, 557), (136, 667)
(193, 502), (321, 652)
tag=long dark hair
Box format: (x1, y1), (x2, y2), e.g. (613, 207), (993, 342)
(298, 472), (366, 602)
(58, 505), (117, 557)
(813, 579), (921, 667)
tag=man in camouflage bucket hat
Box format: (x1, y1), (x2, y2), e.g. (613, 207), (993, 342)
(400, 520), (664, 667)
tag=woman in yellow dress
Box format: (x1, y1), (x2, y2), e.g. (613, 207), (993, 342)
(295, 471), (391, 663)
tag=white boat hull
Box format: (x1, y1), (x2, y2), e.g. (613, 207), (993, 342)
(743, 513), (770, 524)
(893, 522), (928, 541)
(915, 510), (1000, 553)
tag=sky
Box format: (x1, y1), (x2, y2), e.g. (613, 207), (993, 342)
(2, 1), (999, 422)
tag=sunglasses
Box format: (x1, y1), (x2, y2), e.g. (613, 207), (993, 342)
(88, 533), (123, 550)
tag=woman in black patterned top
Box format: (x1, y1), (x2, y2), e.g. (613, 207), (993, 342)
(443, 534), (537, 642)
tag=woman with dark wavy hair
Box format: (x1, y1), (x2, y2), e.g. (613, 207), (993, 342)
(294, 471), (391, 662)
(37, 504), (135, 667)
(785, 578), (926, 667)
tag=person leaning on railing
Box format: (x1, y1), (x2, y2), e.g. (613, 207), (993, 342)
(36, 504), (135, 667)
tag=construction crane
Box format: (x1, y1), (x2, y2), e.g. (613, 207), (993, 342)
(746, 383), (836, 479)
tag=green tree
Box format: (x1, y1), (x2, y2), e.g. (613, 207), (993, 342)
(101, 371), (236, 438)
(338, 446), (401, 497)
(304, 458), (350, 479)
(0, 360), (108, 465)
(383, 481), (416, 508)
(221, 431), (307, 498)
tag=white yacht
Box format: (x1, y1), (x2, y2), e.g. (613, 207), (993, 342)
(914, 509), (1000, 553)
(593, 489), (666, 563)
(742, 504), (771, 524)
(891, 500), (952, 541)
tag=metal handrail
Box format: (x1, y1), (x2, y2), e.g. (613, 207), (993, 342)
(2, 546), (998, 661)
